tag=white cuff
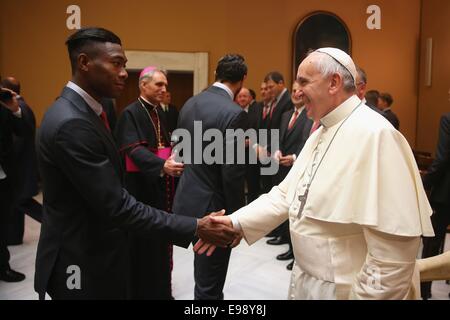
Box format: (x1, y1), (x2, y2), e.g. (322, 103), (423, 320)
(13, 107), (22, 118)
(230, 214), (242, 232)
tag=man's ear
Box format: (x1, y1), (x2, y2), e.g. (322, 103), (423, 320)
(78, 53), (90, 72)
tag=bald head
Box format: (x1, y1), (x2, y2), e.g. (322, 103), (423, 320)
(236, 87), (252, 109)
(1, 76), (20, 95)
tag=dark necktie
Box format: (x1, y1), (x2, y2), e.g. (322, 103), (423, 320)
(262, 104), (270, 120)
(99, 110), (111, 131)
(269, 99), (277, 120)
(288, 110), (299, 130)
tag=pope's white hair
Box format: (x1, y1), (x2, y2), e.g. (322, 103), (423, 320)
(309, 52), (356, 93)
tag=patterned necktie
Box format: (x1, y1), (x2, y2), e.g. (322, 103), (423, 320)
(99, 110), (111, 131)
(288, 110), (299, 130)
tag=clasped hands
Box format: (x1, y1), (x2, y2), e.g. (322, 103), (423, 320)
(0, 88), (20, 113)
(195, 210), (243, 256)
(273, 150), (295, 167)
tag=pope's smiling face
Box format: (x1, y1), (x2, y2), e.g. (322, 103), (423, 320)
(296, 53), (334, 121)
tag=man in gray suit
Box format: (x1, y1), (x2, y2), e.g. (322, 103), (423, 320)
(173, 54), (248, 300)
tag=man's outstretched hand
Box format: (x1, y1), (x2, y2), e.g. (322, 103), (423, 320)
(195, 214), (242, 256)
(196, 210), (236, 248)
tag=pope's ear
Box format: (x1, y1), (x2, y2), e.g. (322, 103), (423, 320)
(329, 73), (342, 94)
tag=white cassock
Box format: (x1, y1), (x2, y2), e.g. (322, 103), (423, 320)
(231, 95), (434, 300)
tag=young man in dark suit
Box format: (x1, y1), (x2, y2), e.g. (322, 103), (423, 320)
(0, 84), (26, 283)
(2, 76), (42, 242)
(378, 93), (399, 130)
(35, 27), (237, 300)
(173, 54), (248, 300)
(421, 91), (450, 299)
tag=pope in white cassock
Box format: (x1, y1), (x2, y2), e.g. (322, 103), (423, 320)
(194, 47), (434, 300)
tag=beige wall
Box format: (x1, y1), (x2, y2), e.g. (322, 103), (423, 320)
(416, 0), (450, 155)
(1, 0), (423, 145)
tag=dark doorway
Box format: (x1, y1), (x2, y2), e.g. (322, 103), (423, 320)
(166, 71), (194, 111)
(114, 70), (194, 117)
(293, 12), (351, 80)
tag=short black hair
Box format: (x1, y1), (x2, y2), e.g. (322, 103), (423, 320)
(264, 71), (284, 84)
(249, 88), (256, 100)
(365, 90), (379, 108)
(66, 27), (122, 73)
(379, 92), (393, 107)
(215, 54), (247, 83)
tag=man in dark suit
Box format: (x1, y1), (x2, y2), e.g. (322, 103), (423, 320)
(378, 92), (399, 130)
(2, 77), (42, 243)
(115, 67), (184, 299)
(158, 91), (179, 135)
(0, 84), (26, 282)
(421, 103), (450, 299)
(271, 81), (313, 269)
(35, 27), (236, 300)
(258, 72), (293, 195)
(173, 54), (248, 300)
(235, 87), (261, 203)
(264, 71), (293, 133)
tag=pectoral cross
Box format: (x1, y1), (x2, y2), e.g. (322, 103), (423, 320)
(297, 188), (309, 218)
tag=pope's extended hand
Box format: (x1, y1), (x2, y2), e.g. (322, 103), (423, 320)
(194, 215), (242, 256)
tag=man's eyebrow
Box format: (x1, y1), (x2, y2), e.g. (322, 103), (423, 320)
(110, 54), (127, 62)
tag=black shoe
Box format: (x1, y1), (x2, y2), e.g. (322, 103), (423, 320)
(286, 260), (294, 270)
(265, 230), (280, 238)
(266, 236), (289, 245)
(277, 250), (294, 261)
(421, 292), (432, 300)
(0, 268), (26, 282)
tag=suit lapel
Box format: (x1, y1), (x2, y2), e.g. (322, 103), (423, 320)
(60, 87), (123, 176)
(280, 109), (293, 141)
(285, 109), (303, 140)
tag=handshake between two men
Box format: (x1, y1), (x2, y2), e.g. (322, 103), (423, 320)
(195, 210), (241, 256)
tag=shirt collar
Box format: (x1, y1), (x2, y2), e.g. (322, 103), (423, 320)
(274, 88), (287, 105)
(320, 95), (361, 128)
(212, 82), (234, 100)
(66, 81), (103, 116)
(139, 96), (158, 109)
(294, 106), (305, 114)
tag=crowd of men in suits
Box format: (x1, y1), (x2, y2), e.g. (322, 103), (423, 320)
(1, 26), (447, 301)
(355, 67), (400, 130)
